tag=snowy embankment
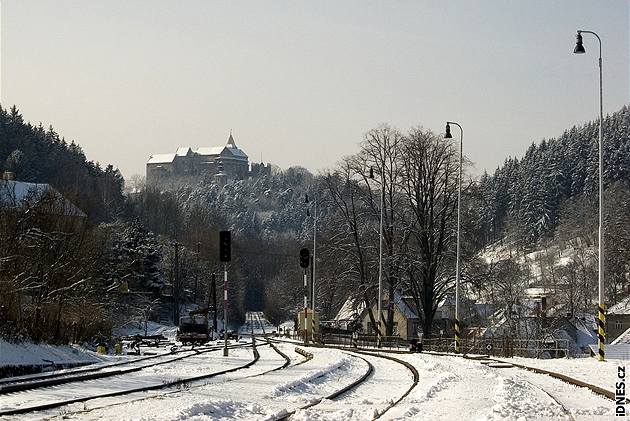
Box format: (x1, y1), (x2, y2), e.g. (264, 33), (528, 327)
(383, 353), (612, 420)
(0, 339), (104, 377)
(496, 355), (621, 392)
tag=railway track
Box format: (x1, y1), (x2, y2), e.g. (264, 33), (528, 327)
(266, 341), (418, 421)
(35, 334), (299, 419)
(0, 344), (200, 387)
(0, 340), (257, 417)
(0, 341), (253, 396)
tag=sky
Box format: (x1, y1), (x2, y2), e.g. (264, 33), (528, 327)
(1, 1), (628, 179)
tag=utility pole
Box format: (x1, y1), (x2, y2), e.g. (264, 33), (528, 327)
(194, 242), (200, 304)
(211, 273), (217, 336)
(173, 242), (181, 325)
(223, 263), (228, 356)
(219, 231), (231, 357)
(300, 248), (310, 344)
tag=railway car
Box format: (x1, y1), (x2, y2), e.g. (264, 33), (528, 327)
(176, 314), (209, 345)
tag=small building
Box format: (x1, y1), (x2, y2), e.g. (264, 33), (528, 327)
(361, 293), (420, 340)
(607, 296), (630, 343)
(0, 172), (86, 221)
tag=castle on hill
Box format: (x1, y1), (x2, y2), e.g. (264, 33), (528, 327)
(146, 132), (271, 185)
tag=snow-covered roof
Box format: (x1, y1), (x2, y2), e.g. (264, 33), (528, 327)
(393, 293), (419, 320)
(0, 180), (86, 217)
(335, 297), (365, 321)
(176, 147), (192, 157)
(147, 153), (176, 164)
(609, 296), (630, 315)
(612, 327), (630, 345)
(196, 146), (225, 156)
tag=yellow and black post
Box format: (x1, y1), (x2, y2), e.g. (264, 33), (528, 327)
(597, 304), (605, 361)
(454, 319), (461, 354)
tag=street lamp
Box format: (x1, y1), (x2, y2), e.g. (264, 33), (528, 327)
(573, 29), (605, 361)
(305, 193), (317, 319)
(369, 166), (384, 347)
(445, 121), (463, 354)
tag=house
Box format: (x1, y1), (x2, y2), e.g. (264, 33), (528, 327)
(333, 296), (365, 331)
(0, 172), (86, 220)
(361, 293), (420, 340)
(607, 296), (630, 343)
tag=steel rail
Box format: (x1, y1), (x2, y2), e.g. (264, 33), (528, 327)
(0, 344), (206, 386)
(0, 341), (258, 417)
(273, 352), (374, 421)
(42, 337), (296, 418)
(0, 342), (252, 395)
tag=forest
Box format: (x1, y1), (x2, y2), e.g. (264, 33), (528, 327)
(1, 104), (630, 344)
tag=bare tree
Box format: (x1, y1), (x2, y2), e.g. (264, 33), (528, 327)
(398, 128), (460, 336)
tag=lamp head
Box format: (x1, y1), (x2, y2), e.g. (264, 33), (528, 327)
(574, 32), (586, 54)
(445, 123), (453, 139)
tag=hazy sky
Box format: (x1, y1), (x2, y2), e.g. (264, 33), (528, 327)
(1, 1), (628, 179)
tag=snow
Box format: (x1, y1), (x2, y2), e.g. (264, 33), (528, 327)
(383, 352), (612, 420)
(0, 338), (103, 370)
(495, 355), (620, 392)
(0, 180), (86, 217)
(2, 313), (621, 420)
(612, 327), (630, 345)
(609, 295), (630, 315)
(334, 297), (365, 321)
(147, 153), (175, 164)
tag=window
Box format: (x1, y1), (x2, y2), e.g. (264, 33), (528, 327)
(392, 322), (399, 336)
(615, 320), (623, 330)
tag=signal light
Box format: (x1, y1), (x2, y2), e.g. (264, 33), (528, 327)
(299, 248), (310, 268)
(219, 231), (231, 262)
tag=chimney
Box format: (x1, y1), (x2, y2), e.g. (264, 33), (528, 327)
(2, 171), (14, 181)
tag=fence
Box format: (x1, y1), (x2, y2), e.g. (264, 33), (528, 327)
(315, 333), (410, 351)
(422, 337), (570, 358)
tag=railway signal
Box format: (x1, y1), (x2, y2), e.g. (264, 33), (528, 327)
(219, 231), (231, 262)
(300, 248), (310, 344)
(299, 248), (310, 268)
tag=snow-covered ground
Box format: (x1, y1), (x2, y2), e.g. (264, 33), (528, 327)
(0, 313), (622, 420)
(496, 355), (621, 392)
(0, 339), (104, 372)
(383, 352), (612, 420)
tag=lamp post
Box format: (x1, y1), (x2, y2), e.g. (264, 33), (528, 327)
(445, 121), (463, 354)
(574, 29), (606, 361)
(369, 166), (384, 347)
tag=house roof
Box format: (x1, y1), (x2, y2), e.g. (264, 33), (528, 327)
(612, 327), (630, 345)
(147, 153), (176, 164)
(393, 293), (419, 319)
(609, 296), (630, 315)
(0, 180), (86, 217)
(335, 297), (365, 321)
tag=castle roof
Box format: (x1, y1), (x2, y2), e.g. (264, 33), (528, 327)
(147, 153), (176, 164)
(176, 147), (193, 157)
(196, 147), (225, 156)
(147, 133), (248, 163)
